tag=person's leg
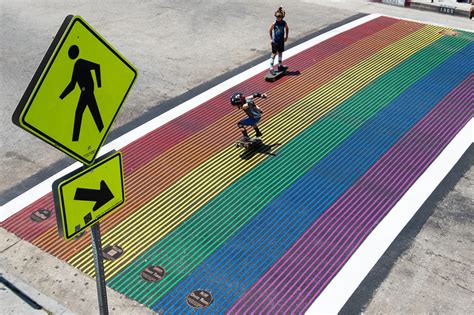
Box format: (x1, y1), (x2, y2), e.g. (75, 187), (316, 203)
(270, 53), (276, 71)
(253, 125), (262, 137)
(278, 42), (286, 71)
(270, 42), (277, 73)
(238, 121), (250, 139)
(240, 126), (250, 138)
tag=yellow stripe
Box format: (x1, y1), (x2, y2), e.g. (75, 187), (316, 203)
(31, 20), (419, 254)
(69, 25), (443, 279)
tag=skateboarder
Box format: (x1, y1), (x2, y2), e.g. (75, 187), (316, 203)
(230, 92), (267, 141)
(268, 6), (289, 75)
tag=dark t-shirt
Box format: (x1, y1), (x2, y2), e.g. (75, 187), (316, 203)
(243, 99), (261, 119)
(272, 20), (287, 43)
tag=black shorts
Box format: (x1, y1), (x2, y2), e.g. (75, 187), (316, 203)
(271, 41), (285, 54)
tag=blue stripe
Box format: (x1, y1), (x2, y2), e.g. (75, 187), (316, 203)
(152, 41), (473, 313)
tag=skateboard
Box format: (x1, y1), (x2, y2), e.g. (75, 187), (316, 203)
(265, 66), (288, 82)
(236, 137), (263, 149)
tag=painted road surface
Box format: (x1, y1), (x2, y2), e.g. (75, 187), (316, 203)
(1, 15), (472, 314)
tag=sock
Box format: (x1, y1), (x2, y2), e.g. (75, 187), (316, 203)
(269, 57), (275, 70)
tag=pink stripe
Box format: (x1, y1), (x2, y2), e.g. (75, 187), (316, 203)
(262, 97), (468, 314)
(296, 119), (461, 308)
(228, 75), (472, 313)
(269, 88), (471, 313)
(239, 113), (443, 311)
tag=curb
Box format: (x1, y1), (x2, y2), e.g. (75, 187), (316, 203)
(371, 0), (473, 19)
(0, 270), (73, 315)
(408, 1), (473, 19)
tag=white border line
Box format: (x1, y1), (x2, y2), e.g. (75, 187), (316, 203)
(0, 14), (379, 222)
(378, 13), (474, 33)
(307, 118), (473, 315)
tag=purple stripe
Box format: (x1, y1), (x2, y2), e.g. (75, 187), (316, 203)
(245, 88), (471, 313)
(276, 84), (472, 313)
(302, 118), (464, 297)
(241, 78), (470, 314)
(228, 74), (472, 313)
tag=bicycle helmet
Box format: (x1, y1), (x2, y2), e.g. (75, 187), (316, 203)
(230, 92), (245, 106)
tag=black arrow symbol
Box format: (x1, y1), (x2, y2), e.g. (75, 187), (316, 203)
(74, 180), (114, 211)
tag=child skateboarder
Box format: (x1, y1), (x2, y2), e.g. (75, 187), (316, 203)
(230, 92), (267, 141)
(268, 6), (289, 75)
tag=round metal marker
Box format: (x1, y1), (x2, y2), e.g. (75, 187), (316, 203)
(30, 208), (51, 222)
(140, 265), (166, 282)
(440, 29), (459, 37)
(186, 290), (213, 309)
(102, 244), (123, 261)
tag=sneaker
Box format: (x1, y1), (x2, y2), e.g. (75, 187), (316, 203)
(278, 65), (287, 72)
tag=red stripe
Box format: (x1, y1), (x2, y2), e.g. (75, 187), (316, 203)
(1, 16), (402, 251)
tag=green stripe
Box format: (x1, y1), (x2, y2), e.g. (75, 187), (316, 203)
(109, 34), (470, 305)
(72, 25), (441, 275)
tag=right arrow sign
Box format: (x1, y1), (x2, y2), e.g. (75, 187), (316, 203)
(53, 151), (124, 240)
(74, 180), (114, 211)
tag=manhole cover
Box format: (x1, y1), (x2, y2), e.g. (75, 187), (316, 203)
(30, 208), (51, 222)
(141, 265), (166, 282)
(186, 290), (213, 309)
(102, 245), (123, 261)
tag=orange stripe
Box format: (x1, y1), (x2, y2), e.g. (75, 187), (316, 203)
(32, 19), (423, 261)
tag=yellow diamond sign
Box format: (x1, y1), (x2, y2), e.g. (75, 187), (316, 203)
(53, 151), (124, 240)
(12, 15), (137, 165)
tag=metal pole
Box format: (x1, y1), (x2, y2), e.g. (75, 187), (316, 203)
(90, 222), (109, 315)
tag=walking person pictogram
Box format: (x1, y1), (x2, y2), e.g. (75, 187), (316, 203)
(60, 45), (104, 141)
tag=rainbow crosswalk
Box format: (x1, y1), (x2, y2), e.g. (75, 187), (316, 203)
(2, 15), (472, 313)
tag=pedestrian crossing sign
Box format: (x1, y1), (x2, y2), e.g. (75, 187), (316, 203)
(12, 15), (137, 165)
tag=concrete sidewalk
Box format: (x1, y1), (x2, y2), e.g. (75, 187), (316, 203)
(373, 0), (472, 18)
(407, 0), (472, 19)
(0, 230), (154, 315)
(1, 271), (72, 315)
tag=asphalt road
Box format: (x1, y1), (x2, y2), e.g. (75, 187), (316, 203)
(1, 0), (472, 313)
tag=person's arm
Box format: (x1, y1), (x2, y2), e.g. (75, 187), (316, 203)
(252, 92), (267, 99)
(269, 22), (274, 41)
(284, 22), (289, 42)
(251, 93), (266, 114)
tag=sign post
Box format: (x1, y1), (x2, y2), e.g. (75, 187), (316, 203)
(52, 150), (124, 315)
(91, 222), (108, 315)
(12, 15), (137, 315)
